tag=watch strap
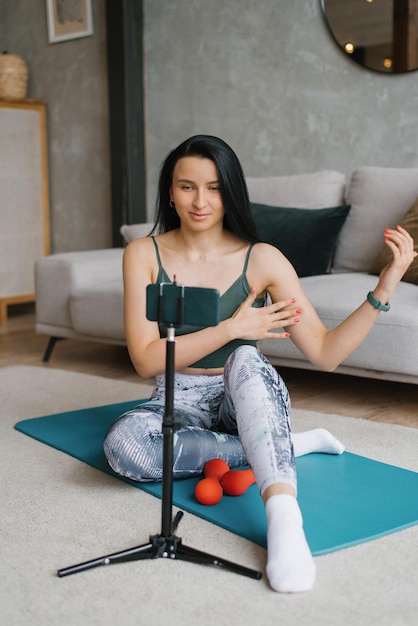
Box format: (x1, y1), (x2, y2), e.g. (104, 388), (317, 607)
(367, 291), (390, 312)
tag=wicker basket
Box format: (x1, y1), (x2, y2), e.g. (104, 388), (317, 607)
(0, 52), (29, 101)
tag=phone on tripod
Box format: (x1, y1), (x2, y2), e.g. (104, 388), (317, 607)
(146, 282), (220, 327)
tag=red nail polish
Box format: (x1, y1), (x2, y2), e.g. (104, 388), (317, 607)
(295, 309), (302, 315)
(284, 332), (290, 338)
(290, 298), (296, 304)
(294, 317), (300, 323)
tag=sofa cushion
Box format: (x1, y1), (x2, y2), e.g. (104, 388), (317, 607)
(369, 197), (418, 285)
(251, 202), (351, 277)
(246, 170), (346, 208)
(333, 167), (418, 272)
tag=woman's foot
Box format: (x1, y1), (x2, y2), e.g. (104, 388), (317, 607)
(265, 494), (316, 593)
(292, 428), (345, 457)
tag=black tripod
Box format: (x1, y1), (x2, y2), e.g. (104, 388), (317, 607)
(57, 283), (262, 580)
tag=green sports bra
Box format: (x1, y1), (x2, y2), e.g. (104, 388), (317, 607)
(151, 236), (265, 369)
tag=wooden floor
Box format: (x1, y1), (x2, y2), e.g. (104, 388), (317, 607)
(2, 304), (417, 429)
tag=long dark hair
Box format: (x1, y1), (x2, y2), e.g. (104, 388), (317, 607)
(152, 135), (260, 243)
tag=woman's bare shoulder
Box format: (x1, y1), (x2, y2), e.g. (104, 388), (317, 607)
(124, 233), (158, 256)
(249, 242), (300, 292)
(251, 241), (294, 269)
(123, 235), (160, 278)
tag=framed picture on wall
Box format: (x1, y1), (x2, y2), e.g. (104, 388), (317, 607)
(46, 0), (94, 44)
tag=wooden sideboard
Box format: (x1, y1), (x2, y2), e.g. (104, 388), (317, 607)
(0, 99), (50, 323)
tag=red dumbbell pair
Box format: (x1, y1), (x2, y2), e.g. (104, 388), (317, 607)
(194, 458), (256, 506)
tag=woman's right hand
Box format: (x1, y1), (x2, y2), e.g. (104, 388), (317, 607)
(228, 287), (301, 340)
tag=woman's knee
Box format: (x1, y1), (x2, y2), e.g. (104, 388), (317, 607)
(103, 413), (163, 481)
(225, 344), (273, 379)
(225, 345), (290, 411)
(234, 344), (259, 359)
(225, 344), (261, 370)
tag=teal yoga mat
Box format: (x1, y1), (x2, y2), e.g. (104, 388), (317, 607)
(15, 400), (418, 556)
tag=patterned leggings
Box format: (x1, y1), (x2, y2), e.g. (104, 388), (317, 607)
(104, 345), (296, 494)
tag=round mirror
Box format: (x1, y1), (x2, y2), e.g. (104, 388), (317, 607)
(320, 0), (418, 73)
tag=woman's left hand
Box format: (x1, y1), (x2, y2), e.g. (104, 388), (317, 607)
(376, 225), (417, 296)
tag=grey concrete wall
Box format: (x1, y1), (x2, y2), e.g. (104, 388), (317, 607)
(144, 0), (418, 217)
(2, 0), (111, 252)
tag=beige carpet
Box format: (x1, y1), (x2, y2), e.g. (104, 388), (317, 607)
(1, 365), (417, 626)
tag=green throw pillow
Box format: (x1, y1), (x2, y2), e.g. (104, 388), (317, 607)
(251, 202), (351, 277)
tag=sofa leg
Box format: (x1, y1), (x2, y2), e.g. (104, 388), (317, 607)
(42, 337), (65, 362)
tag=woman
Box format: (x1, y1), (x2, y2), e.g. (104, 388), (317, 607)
(104, 135), (416, 593)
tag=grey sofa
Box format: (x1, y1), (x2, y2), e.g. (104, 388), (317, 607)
(35, 167), (418, 384)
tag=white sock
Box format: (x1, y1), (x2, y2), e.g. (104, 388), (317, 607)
(265, 494), (316, 593)
(292, 428), (345, 457)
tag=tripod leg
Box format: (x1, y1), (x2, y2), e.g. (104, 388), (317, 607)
(57, 541), (155, 577)
(176, 542), (262, 580)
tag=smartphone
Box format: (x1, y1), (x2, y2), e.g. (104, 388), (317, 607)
(146, 283), (220, 327)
